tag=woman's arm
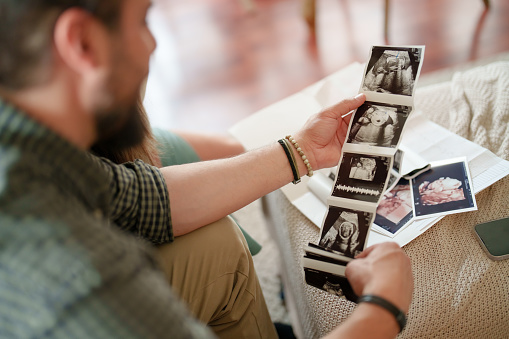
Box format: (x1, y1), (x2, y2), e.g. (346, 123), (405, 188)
(172, 131), (245, 161)
(162, 95), (362, 235)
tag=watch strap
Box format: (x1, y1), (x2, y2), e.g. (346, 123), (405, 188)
(357, 294), (407, 332)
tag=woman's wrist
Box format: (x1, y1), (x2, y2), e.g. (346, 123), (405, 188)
(287, 134), (317, 176)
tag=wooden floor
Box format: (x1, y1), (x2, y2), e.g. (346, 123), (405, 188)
(144, 0), (509, 133)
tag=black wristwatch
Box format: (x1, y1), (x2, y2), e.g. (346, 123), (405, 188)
(357, 294), (407, 332)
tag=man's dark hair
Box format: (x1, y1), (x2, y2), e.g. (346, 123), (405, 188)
(0, 0), (122, 90)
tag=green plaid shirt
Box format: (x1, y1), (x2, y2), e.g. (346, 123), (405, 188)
(0, 98), (214, 338)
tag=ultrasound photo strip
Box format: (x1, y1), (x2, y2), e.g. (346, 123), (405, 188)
(304, 46), (425, 299)
(314, 45), (424, 256)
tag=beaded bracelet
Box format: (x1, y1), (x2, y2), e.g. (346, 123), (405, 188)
(278, 139), (301, 184)
(286, 135), (314, 177)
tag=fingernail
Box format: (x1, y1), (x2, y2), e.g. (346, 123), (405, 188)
(354, 93), (365, 100)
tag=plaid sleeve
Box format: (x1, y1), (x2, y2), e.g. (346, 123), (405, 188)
(97, 157), (173, 244)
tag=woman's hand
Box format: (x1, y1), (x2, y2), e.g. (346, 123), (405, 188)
(293, 94), (365, 172)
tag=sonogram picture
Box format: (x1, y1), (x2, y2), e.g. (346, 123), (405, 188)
(322, 45), (425, 258)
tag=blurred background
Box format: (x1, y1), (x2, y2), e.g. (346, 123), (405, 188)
(143, 0), (509, 133)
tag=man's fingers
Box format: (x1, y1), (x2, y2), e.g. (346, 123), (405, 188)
(354, 241), (400, 259)
(323, 93), (366, 119)
(336, 93), (366, 115)
(354, 243), (378, 259)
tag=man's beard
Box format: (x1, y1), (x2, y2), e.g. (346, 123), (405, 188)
(90, 42), (149, 161)
(91, 100), (145, 156)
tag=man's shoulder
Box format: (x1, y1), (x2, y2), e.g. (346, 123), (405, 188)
(0, 213), (103, 313)
(0, 169), (90, 223)
(0, 212), (129, 338)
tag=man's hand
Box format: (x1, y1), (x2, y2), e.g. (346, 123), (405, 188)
(345, 242), (413, 313)
(323, 242), (412, 338)
(293, 93), (365, 172)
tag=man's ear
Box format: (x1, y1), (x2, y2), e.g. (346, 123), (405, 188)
(53, 8), (110, 75)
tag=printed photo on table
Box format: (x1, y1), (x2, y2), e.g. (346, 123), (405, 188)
(347, 101), (412, 148)
(332, 153), (391, 203)
(411, 159), (477, 219)
(319, 206), (373, 258)
(362, 46), (423, 96)
(374, 178), (414, 236)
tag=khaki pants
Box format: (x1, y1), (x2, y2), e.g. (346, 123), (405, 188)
(156, 216), (277, 339)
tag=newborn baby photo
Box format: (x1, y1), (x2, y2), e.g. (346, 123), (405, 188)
(374, 178), (414, 236)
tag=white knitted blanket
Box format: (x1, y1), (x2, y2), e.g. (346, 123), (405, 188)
(415, 61), (509, 160)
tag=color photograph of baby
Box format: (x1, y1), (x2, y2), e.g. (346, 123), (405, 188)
(374, 178), (414, 235)
(362, 46), (423, 96)
(411, 159), (477, 218)
(419, 177), (465, 205)
(319, 206), (373, 258)
(348, 101), (412, 148)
